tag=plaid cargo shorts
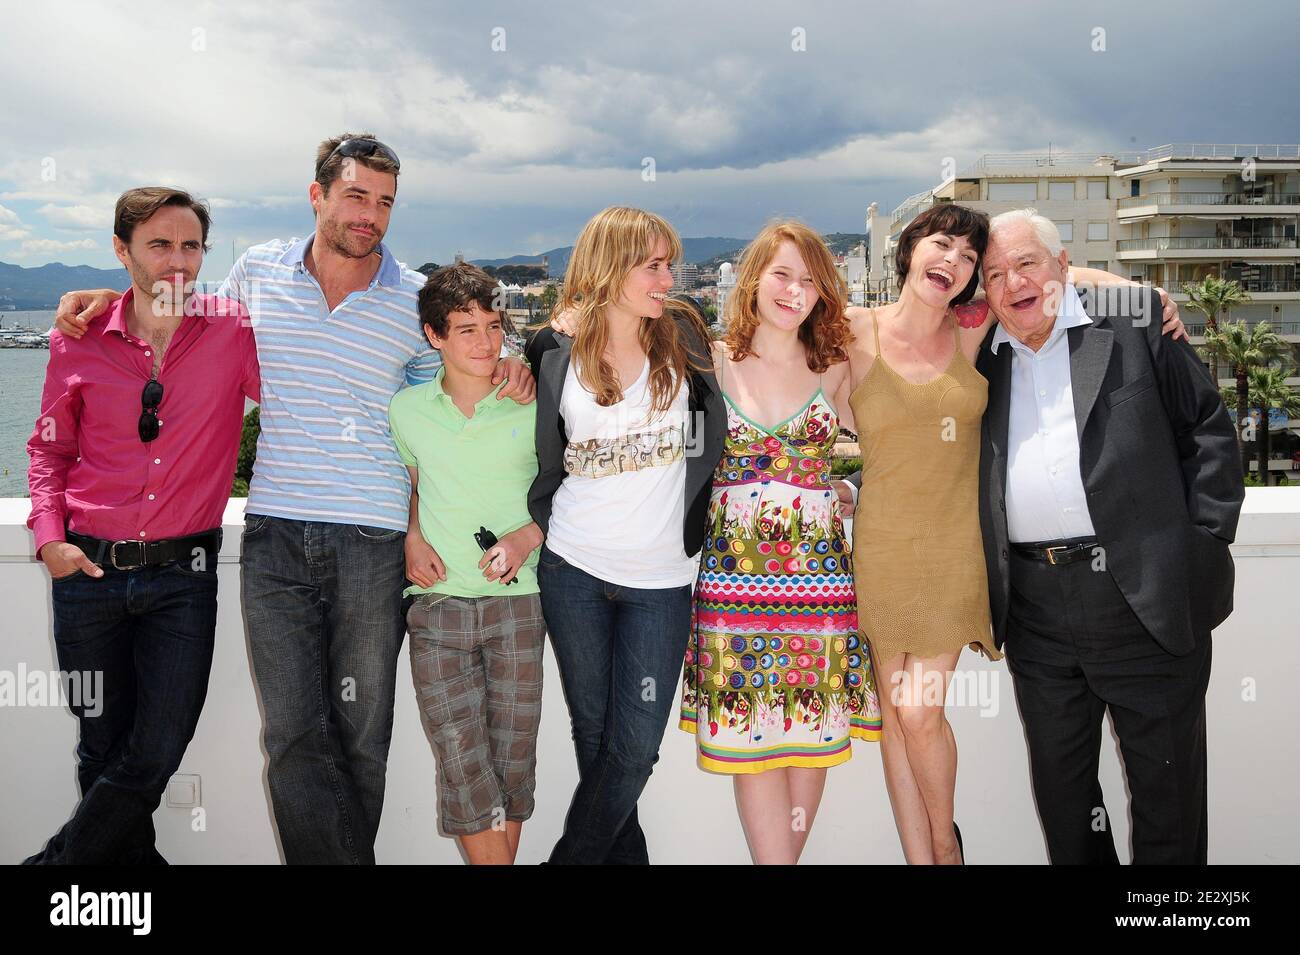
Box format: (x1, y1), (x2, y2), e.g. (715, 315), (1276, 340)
(406, 591), (545, 836)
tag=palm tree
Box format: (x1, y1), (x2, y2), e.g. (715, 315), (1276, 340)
(540, 284), (559, 320)
(1203, 320), (1290, 476)
(1184, 275), (1252, 384)
(1246, 366), (1300, 486)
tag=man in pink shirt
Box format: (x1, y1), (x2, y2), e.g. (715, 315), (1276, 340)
(24, 187), (258, 864)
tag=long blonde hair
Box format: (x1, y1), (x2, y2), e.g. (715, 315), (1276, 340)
(559, 206), (709, 412)
(724, 220), (852, 372)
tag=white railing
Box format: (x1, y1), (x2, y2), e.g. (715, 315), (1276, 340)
(959, 145), (1300, 179)
(968, 151), (1141, 172)
(889, 190), (936, 229)
(1118, 192), (1300, 208)
(1145, 144), (1300, 162)
(1117, 236), (1299, 252)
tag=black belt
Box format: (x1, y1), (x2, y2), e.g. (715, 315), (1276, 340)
(66, 529), (223, 571)
(1011, 538), (1099, 566)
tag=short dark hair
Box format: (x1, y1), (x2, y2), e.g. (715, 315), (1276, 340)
(314, 131), (400, 193)
(418, 262), (501, 338)
(895, 203), (989, 305)
(113, 187), (211, 250)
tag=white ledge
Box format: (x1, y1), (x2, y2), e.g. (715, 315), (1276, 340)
(1, 489), (1296, 863)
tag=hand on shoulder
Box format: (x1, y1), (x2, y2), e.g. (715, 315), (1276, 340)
(953, 299), (990, 328)
(709, 337), (731, 377)
(845, 306), (879, 355)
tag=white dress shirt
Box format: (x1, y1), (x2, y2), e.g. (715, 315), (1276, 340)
(991, 284), (1099, 544)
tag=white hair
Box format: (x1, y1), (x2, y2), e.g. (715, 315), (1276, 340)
(989, 208), (1064, 256)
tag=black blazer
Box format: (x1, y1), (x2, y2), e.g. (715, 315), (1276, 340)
(976, 285), (1244, 655)
(524, 313), (726, 558)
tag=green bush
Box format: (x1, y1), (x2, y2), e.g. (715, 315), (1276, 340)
(831, 456), (862, 477)
(230, 408), (259, 498)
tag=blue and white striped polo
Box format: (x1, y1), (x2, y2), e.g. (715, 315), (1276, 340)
(217, 236), (440, 531)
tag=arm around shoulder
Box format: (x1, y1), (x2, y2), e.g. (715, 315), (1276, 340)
(27, 334), (83, 556)
(525, 326), (556, 378)
(1144, 296), (1244, 541)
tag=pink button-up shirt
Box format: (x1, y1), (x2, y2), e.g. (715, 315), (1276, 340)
(26, 289), (260, 558)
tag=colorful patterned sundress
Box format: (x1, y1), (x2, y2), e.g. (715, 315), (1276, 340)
(678, 386), (882, 773)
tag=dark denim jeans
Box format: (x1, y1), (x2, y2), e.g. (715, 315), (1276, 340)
(241, 514), (407, 864)
(538, 545), (693, 864)
(25, 560), (219, 865)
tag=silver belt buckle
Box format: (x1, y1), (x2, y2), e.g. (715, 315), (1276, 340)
(110, 540), (146, 570)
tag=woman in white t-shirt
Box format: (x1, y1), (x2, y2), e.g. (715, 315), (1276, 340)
(525, 206), (724, 864)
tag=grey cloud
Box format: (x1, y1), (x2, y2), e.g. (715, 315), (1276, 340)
(1, 0), (1296, 271)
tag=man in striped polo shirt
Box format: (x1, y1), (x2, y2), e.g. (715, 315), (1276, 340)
(53, 133), (536, 864)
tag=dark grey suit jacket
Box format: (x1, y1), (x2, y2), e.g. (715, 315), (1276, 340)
(976, 286), (1244, 655)
(523, 314), (726, 558)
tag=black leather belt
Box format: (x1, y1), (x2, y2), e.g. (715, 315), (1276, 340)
(1011, 538), (1100, 566)
(66, 529), (223, 571)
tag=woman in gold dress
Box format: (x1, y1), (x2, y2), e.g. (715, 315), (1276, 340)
(846, 203), (1181, 864)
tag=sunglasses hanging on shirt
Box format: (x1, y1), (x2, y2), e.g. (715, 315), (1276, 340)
(139, 377), (163, 443)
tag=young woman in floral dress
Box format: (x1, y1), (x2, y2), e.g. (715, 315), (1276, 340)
(679, 221), (880, 864)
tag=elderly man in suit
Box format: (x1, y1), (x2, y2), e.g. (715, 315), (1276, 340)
(975, 208), (1244, 865)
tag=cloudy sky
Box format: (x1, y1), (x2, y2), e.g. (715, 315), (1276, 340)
(1, 0), (1296, 279)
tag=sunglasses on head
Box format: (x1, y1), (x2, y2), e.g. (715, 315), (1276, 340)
(318, 137), (401, 176)
(139, 377), (163, 443)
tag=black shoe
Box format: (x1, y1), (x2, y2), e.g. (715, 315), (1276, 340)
(953, 822), (964, 865)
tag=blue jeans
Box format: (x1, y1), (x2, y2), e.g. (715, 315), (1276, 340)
(241, 514), (407, 864)
(25, 561), (219, 864)
(538, 545), (693, 864)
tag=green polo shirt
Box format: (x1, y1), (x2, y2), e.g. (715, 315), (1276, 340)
(388, 368), (539, 597)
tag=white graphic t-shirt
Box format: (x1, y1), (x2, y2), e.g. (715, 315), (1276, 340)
(545, 358), (697, 588)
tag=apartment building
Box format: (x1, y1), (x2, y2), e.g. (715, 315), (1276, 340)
(835, 242), (869, 306)
(671, 261), (701, 292)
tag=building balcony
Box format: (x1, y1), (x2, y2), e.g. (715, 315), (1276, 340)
(1250, 457), (1300, 475)
(1118, 192), (1300, 219)
(1183, 321), (1300, 338)
(1, 492), (1298, 863)
(1117, 237), (1299, 260)
(889, 190), (938, 232)
(1115, 145), (1300, 176)
(1167, 281), (1300, 303)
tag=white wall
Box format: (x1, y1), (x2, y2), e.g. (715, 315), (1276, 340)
(1, 491), (1297, 865)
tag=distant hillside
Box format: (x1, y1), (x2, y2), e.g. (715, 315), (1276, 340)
(416, 261), (548, 285)
(2, 232), (864, 304)
(0, 261), (125, 310)
(699, 233), (867, 270)
(470, 250), (567, 272)
(473, 237), (751, 279)
(822, 233), (869, 256)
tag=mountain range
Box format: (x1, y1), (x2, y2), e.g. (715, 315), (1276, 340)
(471, 236), (750, 278)
(0, 261), (126, 311)
(472, 234), (867, 278)
(0, 232), (867, 307)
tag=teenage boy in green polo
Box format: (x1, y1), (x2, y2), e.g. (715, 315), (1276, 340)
(389, 262), (544, 865)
